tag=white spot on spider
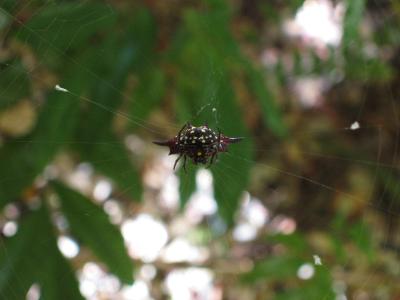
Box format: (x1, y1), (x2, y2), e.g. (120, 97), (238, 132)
(192, 141), (196, 143)
(55, 84), (69, 92)
(201, 140), (205, 143)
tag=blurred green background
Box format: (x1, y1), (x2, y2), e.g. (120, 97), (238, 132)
(0, 0), (399, 299)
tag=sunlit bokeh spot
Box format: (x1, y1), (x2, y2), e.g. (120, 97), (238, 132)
(233, 223), (257, 242)
(79, 262), (121, 299)
(165, 268), (216, 300)
(93, 179), (112, 202)
(161, 237), (209, 263)
(2, 221), (18, 237)
(57, 235), (79, 258)
(297, 263), (315, 280)
(26, 284), (40, 300)
(103, 199), (123, 224)
(122, 214), (168, 262)
(285, 0), (344, 47)
(68, 162), (94, 193)
(185, 169), (217, 224)
(139, 264), (157, 281)
(121, 280), (152, 300)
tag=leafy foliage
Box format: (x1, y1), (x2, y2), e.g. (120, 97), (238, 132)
(0, 205), (82, 300)
(52, 182), (134, 284)
(0, 0), (399, 299)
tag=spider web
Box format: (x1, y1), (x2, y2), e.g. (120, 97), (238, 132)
(0, 1), (399, 299)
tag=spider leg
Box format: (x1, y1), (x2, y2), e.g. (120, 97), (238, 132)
(217, 128), (222, 151)
(207, 153), (217, 168)
(173, 154), (183, 170)
(177, 123), (188, 140)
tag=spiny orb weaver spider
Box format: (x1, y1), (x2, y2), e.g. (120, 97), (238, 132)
(153, 123), (243, 171)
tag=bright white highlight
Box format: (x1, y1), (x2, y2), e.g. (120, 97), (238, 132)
(93, 180), (112, 202)
(57, 236), (80, 258)
(233, 223), (258, 242)
(285, 0), (344, 47)
(161, 238), (208, 263)
(55, 84), (69, 93)
(185, 169), (217, 223)
(159, 172), (179, 210)
(350, 121), (360, 130)
(103, 199), (123, 224)
(297, 263), (315, 280)
(26, 284), (40, 300)
(121, 280), (150, 300)
(2, 221), (18, 237)
(313, 254), (322, 265)
(165, 268), (214, 300)
(139, 264), (157, 281)
(79, 262), (121, 299)
(122, 214), (168, 262)
(68, 162), (94, 193)
(233, 193), (269, 242)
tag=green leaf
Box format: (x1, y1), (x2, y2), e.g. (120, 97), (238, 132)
(349, 221), (375, 261)
(178, 164), (197, 210)
(130, 68), (165, 130)
(268, 233), (307, 255)
(208, 71), (253, 226)
(341, 0), (393, 81)
(0, 60), (88, 208)
(52, 181), (134, 284)
(0, 205), (82, 300)
(0, 2), (17, 16)
(243, 62), (288, 138)
(342, 0), (365, 48)
(36, 206), (83, 300)
(0, 211), (41, 299)
(274, 264), (334, 300)
(242, 256), (303, 283)
(76, 10), (156, 200)
(15, 3), (117, 56)
(39, 251), (83, 300)
(80, 130), (142, 201)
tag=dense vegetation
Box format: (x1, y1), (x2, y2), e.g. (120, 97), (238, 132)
(0, 0), (399, 299)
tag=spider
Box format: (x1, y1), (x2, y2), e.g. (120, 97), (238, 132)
(153, 123), (243, 171)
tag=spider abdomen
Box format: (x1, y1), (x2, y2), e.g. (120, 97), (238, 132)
(179, 126), (218, 164)
(153, 123), (243, 171)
